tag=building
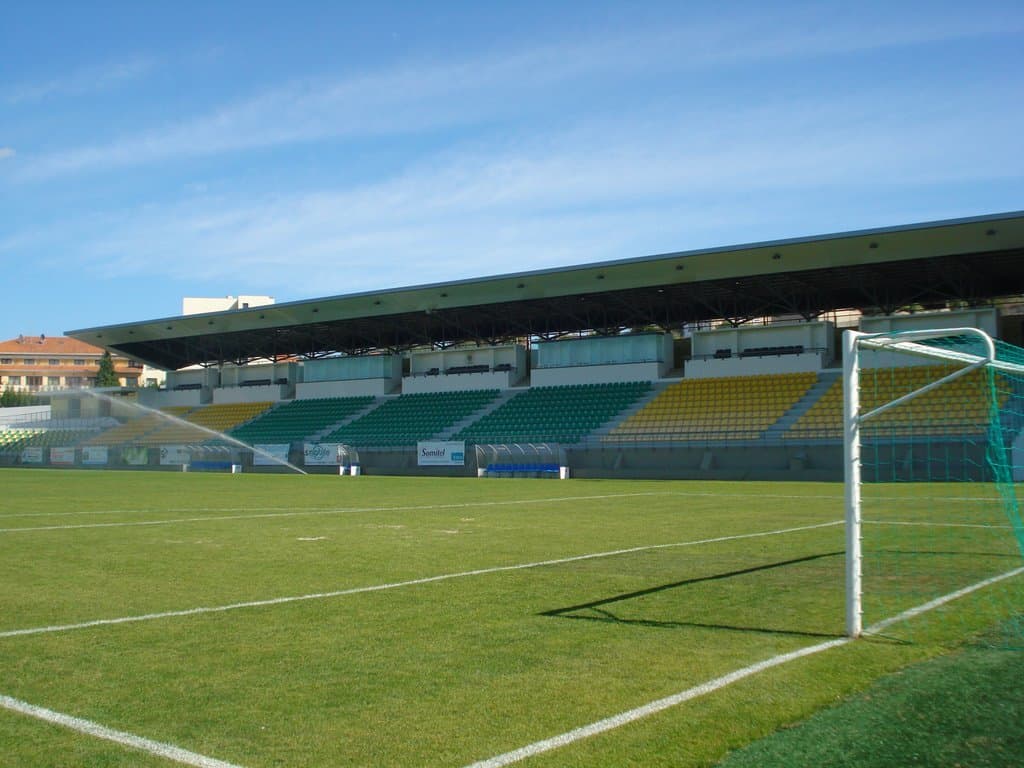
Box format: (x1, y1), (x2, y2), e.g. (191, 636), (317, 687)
(0, 335), (144, 392)
(182, 295), (275, 315)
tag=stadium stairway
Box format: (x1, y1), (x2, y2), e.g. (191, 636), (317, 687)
(437, 389), (520, 440)
(764, 370), (841, 440)
(305, 398), (383, 443)
(587, 381), (671, 440)
(325, 390), (502, 447)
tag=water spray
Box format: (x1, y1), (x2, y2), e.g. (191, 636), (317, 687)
(68, 389), (308, 475)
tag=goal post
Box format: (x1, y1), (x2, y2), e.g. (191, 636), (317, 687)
(843, 327), (1024, 639)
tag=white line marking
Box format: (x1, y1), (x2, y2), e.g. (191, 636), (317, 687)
(865, 494), (1005, 503)
(463, 637), (852, 768)
(864, 520), (1015, 530)
(0, 492), (676, 533)
(0, 521), (841, 639)
(0, 505), (314, 520)
(0, 489), (1004, 523)
(866, 564), (1024, 635)
(461, 564), (1024, 768)
(0, 693), (244, 768)
(0, 490), (845, 521)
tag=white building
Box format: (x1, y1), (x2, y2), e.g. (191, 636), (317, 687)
(182, 295), (276, 315)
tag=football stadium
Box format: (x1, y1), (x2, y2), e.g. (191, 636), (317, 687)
(1, 211), (1023, 766)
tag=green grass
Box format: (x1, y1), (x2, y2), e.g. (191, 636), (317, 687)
(0, 469), (1021, 767)
(717, 622), (1024, 767)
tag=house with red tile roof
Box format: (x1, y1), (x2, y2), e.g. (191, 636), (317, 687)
(0, 335), (143, 393)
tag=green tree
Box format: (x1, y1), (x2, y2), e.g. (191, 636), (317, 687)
(0, 388), (38, 406)
(95, 351), (119, 388)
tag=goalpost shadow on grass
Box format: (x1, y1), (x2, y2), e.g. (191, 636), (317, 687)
(539, 551), (846, 640)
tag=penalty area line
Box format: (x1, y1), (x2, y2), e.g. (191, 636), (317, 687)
(462, 638), (852, 768)
(864, 520), (1016, 530)
(0, 693), (244, 768)
(461, 564), (1024, 768)
(0, 521), (841, 640)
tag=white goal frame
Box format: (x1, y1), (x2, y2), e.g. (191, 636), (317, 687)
(840, 326), (1021, 637)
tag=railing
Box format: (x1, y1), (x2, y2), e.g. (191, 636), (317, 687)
(533, 357), (663, 370)
(691, 346), (826, 362)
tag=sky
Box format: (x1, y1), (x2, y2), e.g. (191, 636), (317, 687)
(2, 1), (1022, 342)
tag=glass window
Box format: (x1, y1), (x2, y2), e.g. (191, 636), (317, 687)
(8, 376), (20, 385)
(23, 358), (35, 365)
(0, 358), (12, 364)
(48, 376), (61, 386)
(73, 359), (86, 366)
(26, 376), (42, 387)
(48, 359), (60, 366)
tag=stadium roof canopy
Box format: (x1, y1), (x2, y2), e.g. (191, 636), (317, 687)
(68, 211), (1024, 370)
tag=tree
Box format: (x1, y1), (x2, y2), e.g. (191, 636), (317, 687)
(0, 388), (38, 407)
(95, 351), (119, 388)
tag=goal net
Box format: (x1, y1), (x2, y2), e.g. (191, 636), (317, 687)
(843, 328), (1024, 644)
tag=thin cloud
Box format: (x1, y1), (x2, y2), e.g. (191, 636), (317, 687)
(0, 147), (15, 160)
(2, 56), (155, 104)
(59, 87), (1021, 300)
(16, 6), (1018, 181)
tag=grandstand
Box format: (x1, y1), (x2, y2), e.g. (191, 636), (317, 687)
(84, 406), (193, 445)
(607, 372), (814, 442)
(229, 396), (375, 444)
(457, 381), (651, 445)
(136, 401), (273, 445)
(1, 210), (1016, 476)
(26, 310), (1019, 478)
(0, 424), (106, 462)
(786, 365), (1002, 440)
(324, 389), (500, 447)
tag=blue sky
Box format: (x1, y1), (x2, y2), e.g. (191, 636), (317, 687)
(2, 1), (1022, 343)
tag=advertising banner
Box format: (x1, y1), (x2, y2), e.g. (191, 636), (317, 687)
(417, 441), (466, 466)
(21, 447), (44, 464)
(122, 446), (149, 466)
(81, 446), (109, 466)
(254, 443), (291, 466)
(303, 443), (346, 466)
(50, 447), (76, 466)
(160, 445), (191, 466)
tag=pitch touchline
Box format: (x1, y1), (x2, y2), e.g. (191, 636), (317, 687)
(0, 505), (321, 520)
(0, 490), (851, 522)
(0, 693), (245, 768)
(865, 520), (1016, 530)
(0, 490), (1006, 522)
(461, 564), (1024, 768)
(0, 521), (841, 639)
(0, 492), (680, 532)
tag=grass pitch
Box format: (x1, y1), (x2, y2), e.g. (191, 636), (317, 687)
(0, 469), (1020, 767)
(718, 622), (1024, 768)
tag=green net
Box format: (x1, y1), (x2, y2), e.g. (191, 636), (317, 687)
(856, 331), (1024, 647)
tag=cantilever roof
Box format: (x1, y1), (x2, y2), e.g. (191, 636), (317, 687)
(67, 211), (1024, 370)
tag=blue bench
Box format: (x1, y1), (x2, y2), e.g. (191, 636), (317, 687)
(486, 462), (560, 477)
(190, 460), (236, 472)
